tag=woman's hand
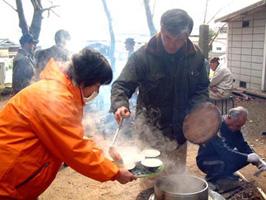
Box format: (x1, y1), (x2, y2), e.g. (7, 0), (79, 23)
(114, 168), (136, 184)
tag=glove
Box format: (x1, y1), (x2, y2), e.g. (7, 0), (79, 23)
(247, 153), (261, 164)
(254, 160), (266, 177)
(258, 160), (266, 169)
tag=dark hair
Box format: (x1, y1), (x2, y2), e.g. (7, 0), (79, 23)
(125, 38), (135, 45)
(55, 29), (71, 45)
(160, 9), (193, 36)
(19, 33), (38, 46)
(210, 57), (220, 64)
(67, 48), (113, 87)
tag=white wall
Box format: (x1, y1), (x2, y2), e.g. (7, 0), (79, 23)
(227, 8), (266, 91)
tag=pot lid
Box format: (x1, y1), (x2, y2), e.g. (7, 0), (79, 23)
(183, 102), (221, 144)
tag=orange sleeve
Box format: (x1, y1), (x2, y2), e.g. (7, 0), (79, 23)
(29, 93), (119, 182)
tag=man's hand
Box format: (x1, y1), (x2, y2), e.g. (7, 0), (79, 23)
(114, 106), (130, 124)
(114, 169), (136, 184)
(210, 86), (218, 93)
(247, 153), (261, 164)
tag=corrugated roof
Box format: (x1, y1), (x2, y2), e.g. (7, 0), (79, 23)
(215, 0), (266, 22)
(0, 39), (19, 49)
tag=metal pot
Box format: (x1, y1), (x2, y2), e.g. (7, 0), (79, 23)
(154, 175), (208, 200)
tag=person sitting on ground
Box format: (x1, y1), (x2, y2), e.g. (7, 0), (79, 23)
(12, 33), (38, 94)
(196, 106), (266, 184)
(0, 48), (136, 199)
(35, 29), (71, 77)
(209, 57), (233, 99)
(124, 38), (135, 58)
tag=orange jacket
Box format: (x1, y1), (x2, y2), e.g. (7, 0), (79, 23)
(0, 59), (118, 199)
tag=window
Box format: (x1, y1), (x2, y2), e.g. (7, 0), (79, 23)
(216, 47), (222, 51)
(239, 81), (247, 88)
(242, 20), (250, 28)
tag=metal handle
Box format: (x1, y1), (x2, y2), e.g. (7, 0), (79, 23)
(111, 118), (124, 146)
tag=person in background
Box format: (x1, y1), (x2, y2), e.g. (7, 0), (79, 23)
(209, 57), (233, 99)
(124, 38), (135, 58)
(12, 33), (38, 94)
(35, 29), (71, 77)
(0, 48), (135, 199)
(197, 106), (266, 184)
(204, 58), (210, 77)
(111, 9), (209, 173)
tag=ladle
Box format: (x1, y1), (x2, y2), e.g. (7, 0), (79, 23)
(109, 118), (124, 166)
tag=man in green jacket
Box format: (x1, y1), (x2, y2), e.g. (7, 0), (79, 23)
(111, 9), (209, 173)
(12, 34), (38, 94)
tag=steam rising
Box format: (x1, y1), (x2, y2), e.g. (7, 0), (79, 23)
(82, 106), (187, 175)
(156, 175), (207, 194)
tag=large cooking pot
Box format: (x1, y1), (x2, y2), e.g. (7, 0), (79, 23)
(154, 175), (208, 200)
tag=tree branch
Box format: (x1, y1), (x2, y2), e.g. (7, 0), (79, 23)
(101, 0), (116, 68)
(208, 24), (226, 48)
(31, 0), (42, 10)
(42, 5), (60, 13)
(50, 9), (60, 17)
(2, 0), (17, 12)
(143, 0), (157, 36)
(203, 0), (209, 24)
(16, 0), (29, 35)
(29, 0), (43, 39)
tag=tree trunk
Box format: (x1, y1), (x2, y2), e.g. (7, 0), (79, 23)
(3, 0), (58, 43)
(30, 0), (43, 40)
(16, 0), (29, 35)
(143, 0), (157, 36)
(101, 0), (116, 70)
(203, 0), (209, 24)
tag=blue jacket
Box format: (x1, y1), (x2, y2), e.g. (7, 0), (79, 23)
(197, 120), (253, 165)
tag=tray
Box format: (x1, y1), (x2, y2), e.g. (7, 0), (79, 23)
(129, 162), (164, 178)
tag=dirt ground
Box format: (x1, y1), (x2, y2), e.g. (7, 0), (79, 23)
(1, 95), (265, 199)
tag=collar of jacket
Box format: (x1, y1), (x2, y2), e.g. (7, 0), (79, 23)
(145, 33), (197, 57)
(39, 58), (84, 105)
(18, 48), (32, 57)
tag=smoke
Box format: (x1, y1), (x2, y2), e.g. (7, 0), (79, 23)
(81, 88), (208, 197)
(82, 107), (143, 164)
(82, 104), (189, 176)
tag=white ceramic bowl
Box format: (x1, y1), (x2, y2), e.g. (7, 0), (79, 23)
(124, 162), (136, 170)
(141, 158), (163, 172)
(141, 149), (161, 158)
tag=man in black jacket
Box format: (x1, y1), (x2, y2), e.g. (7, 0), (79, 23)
(111, 9), (209, 173)
(197, 106), (266, 182)
(35, 29), (71, 77)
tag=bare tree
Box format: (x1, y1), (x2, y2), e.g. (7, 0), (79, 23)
(101, 0), (116, 69)
(208, 24), (226, 50)
(203, 0), (209, 24)
(2, 0), (59, 41)
(143, 0), (157, 36)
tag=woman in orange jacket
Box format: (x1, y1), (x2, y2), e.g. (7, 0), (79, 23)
(0, 48), (136, 199)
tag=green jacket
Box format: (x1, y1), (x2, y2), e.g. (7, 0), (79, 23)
(111, 34), (209, 144)
(12, 49), (35, 94)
